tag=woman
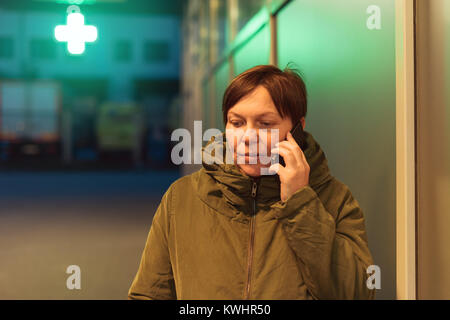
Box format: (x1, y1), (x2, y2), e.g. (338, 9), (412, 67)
(128, 65), (375, 300)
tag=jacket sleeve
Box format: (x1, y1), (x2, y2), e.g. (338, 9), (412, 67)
(274, 182), (376, 300)
(128, 188), (177, 300)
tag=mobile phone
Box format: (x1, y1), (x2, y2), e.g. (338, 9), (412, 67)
(274, 121), (307, 167)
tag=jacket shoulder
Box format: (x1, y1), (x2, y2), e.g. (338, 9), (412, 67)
(168, 169), (200, 191)
(163, 169), (201, 216)
(314, 176), (360, 220)
(315, 175), (350, 199)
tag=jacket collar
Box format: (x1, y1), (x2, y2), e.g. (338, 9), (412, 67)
(193, 129), (333, 222)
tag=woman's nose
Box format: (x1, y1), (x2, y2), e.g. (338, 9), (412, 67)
(242, 127), (259, 144)
(236, 133), (258, 155)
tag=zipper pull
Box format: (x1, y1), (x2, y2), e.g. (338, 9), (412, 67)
(251, 180), (258, 198)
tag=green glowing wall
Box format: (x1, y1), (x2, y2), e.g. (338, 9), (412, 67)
(215, 62), (230, 130)
(277, 0), (396, 299)
(209, 24), (270, 131)
(234, 24), (270, 74)
(207, 0), (396, 298)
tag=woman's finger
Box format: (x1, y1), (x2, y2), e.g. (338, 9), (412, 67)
(298, 145), (308, 168)
(269, 162), (285, 175)
(272, 145), (297, 168)
(286, 131), (300, 149)
(286, 132), (306, 161)
(285, 132), (308, 167)
(277, 139), (303, 165)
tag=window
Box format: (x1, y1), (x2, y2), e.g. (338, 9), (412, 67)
(30, 39), (57, 59)
(143, 40), (169, 63)
(0, 37), (13, 59)
(114, 40), (132, 62)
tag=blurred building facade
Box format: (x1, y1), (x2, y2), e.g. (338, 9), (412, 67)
(0, 2), (182, 169)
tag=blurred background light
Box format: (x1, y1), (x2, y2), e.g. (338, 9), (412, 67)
(55, 6), (98, 54)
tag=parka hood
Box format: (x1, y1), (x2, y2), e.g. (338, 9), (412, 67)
(193, 129), (333, 220)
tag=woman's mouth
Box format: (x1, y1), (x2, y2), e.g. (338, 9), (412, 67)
(236, 152), (261, 165)
(237, 153), (258, 157)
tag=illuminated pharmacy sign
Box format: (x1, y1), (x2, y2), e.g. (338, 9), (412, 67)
(54, 5), (98, 54)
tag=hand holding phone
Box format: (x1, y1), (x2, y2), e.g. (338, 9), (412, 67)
(269, 122), (310, 202)
(274, 121), (307, 167)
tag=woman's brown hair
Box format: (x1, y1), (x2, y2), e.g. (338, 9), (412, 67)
(222, 64), (308, 125)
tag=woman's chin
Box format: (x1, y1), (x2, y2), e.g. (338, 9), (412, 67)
(237, 164), (270, 177)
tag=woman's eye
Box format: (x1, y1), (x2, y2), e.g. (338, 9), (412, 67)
(230, 121), (242, 127)
(260, 122), (272, 127)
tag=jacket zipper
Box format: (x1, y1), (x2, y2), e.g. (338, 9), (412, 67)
(244, 179), (258, 300)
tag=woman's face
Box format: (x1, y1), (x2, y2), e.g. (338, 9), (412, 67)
(225, 85), (303, 177)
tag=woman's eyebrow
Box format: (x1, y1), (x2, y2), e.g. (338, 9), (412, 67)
(228, 112), (278, 118)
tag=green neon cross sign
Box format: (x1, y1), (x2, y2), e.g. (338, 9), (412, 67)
(55, 5), (97, 54)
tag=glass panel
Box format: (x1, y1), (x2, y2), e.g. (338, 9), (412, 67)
(237, 0), (266, 31)
(233, 24), (270, 75)
(278, 0), (396, 299)
(202, 79), (211, 131)
(199, 0), (210, 68)
(217, 0), (228, 54)
(215, 61), (230, 131)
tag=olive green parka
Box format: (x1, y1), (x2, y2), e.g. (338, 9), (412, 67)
(128, 130), (375, 300)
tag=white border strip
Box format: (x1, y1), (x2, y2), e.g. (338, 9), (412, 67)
(395, 0), (417, 300)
